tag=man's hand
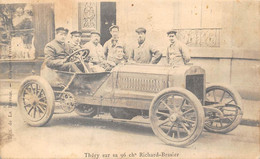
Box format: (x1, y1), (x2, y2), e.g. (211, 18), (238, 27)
(63, 61), (75, 67)
(107, 61), (116, 66)
(62, 58), (68, 64)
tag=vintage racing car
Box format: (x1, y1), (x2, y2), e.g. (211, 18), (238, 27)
(17, 49), (243, 147)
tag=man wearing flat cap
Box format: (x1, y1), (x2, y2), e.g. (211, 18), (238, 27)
(66, 31), (82, 54)
(83, 30), (106, 72)
(44, 27), (81, 72)
(130, 27), (162, 64)
(103, 25), (127, 61)
(166, 30), (190, 65)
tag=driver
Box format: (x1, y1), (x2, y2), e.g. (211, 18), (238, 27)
(44, 27), (81, 72)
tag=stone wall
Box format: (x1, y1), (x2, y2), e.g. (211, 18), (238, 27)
(191, 48), (260, 100)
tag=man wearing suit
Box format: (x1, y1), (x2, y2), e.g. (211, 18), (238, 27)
(130, 27), (162, 64)
(166, 29), (190, 65)
(44, 27), (81, 72)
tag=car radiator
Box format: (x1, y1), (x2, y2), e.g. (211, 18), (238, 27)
(186, 74), (205, 105)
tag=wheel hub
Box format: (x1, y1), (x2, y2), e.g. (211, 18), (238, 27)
(28, 95), (39, 107)
(169, 111), (185, 123)
(170, 113), (179, 122)
(33, 101), (37, 106)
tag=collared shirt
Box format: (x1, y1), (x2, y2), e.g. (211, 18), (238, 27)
(83, 41), (105, 64)
(130, 41), (162, 64)
(103, 38), (126, 60)
(167, 40), (190, 65)
(44, 39), (69, 69)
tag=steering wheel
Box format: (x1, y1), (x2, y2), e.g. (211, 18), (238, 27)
(66, 48), (89, 62)
(65, 48), (91, 73)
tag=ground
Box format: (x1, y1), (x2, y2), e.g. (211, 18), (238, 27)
(0, 106), (259, 159)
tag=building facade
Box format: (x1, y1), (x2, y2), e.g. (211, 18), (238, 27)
(0, 0), (259, 99)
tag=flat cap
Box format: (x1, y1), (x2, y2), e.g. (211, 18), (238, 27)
(70, 31), (82, 36)
(55, 27), (69, 33)
(109, 25), (119, 31)
(167, 30), (177, 35)
(91, 30), (100, 36)
(135, 27), (146, 34)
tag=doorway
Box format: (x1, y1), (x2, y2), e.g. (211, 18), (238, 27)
(100, 2), (116, 45)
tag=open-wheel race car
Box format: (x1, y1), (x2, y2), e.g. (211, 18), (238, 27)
(17, 48), (243, 147)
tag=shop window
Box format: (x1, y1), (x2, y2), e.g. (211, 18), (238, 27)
(0, 3), (54, 60)
(0, 4), (35, 60)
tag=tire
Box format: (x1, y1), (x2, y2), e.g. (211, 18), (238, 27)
(74, 104), (97, 117)
(17, 76), (55, 127)
(204, 84), (243, 134)
(149, 87), (204, 147)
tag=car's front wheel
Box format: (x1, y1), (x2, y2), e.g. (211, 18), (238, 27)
(149, 87), (204, 147)
(17, 76), (55, 127)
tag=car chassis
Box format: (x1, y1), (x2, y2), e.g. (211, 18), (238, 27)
(17, 49), (243, 147)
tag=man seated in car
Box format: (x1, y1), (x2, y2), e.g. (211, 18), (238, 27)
(106, 45), (127, 70)
(44, 27), (81, 72)
(65, 30), (92, 73)
(66, 30), (82, 54)
(83, 30), (108, 72)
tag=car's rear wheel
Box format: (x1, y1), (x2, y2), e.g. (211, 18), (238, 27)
(150, 88), (204, 147)
(204, 84), (243, 133)
(18, 76), (55, 127)
(74, 104), (97, 117)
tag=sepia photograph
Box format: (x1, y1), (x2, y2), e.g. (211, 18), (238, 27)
(0, 0), (259, 158)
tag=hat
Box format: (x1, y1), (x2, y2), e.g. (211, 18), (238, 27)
(116, 45), (123, 49)
(55, 27), (69, 34)
(70, 31), (82, 36)
(135, 27), (146, 34)
(167, 30), (177, 35)
(109, 25), (119, 31)
(91, 30), (100, 36)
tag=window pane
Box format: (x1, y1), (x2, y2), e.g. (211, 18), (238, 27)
(0, 4), (34, 60)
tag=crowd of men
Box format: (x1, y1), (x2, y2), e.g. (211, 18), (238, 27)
(43, 25), (190, 73)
